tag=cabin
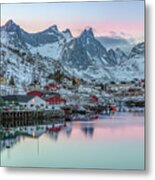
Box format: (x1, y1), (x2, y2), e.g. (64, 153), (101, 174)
(89, 95), (99, 103)
(2, 95), (46, 110)
(44, 83), (60, 92)
(45, 95), (66, 105)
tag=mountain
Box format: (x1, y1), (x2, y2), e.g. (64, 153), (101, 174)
(1, 19), (73, 60)
(108, 42), (145, 81)
(60, 28), (113, 80)
(0, 20), (145, 89)
(107, 48), (128, 65)
(129, 42), (144, 59)
(0, 20), (72, 91)
(0, 20), (28, 50)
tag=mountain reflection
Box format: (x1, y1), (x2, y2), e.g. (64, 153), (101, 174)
(0, 113), (144, 151)
(81, 124), (94, 137)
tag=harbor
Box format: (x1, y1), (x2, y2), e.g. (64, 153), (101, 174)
(0, 112), (144, 169)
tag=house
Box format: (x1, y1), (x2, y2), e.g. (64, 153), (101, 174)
(27, 90), (44, 98)
(2, 95), (47, 110)
(44, 83), (60, 92)
(45, 95), (66, 105)
(89, 95), (99, 103)
(27, 90), (52, 98)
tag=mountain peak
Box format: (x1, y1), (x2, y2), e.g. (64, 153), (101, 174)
(63, 28), (71, 34)
(5, 19), (15, 26)
(50, 25), (58, 32)
(80, 27), (94, 39)
(2, 19), (20, 32)
(62, 28), (73, 39)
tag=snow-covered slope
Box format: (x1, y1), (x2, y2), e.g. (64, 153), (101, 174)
(0, 20), (145, 88)
(1, 20), (73, 60)
(107, 48), (128, 65)
(60, 28), (112, 80)
(107, 42), (144, 81)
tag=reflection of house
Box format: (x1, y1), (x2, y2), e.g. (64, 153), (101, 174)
(23, 126), (46, 138)
(81, 126), (94, 137)
(2, 95), (46, 110)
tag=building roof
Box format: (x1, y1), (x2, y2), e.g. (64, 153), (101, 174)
(27, 90), (53, 96)
(2, 95), (37, 103)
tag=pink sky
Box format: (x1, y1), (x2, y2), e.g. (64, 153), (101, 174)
(1, 1), (144, 40)
(1, 18), (144, 39)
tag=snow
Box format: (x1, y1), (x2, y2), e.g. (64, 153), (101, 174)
(0, 22), (144, 88)
(1, 31), (10, 46)
(27, 42), (63, 60)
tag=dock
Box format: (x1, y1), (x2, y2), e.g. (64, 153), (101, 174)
(0, 110), (65, 127)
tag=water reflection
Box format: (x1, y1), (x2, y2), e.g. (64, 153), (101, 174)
(81, 123), (94, 137)
(0, 112), (144, 150)
(0, 112), (144, 169)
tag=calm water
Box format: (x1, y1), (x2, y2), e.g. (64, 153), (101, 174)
(0, 112), (144, 169)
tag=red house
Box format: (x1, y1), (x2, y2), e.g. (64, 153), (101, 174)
(27, 90), (44, 98)
(46, 96), (66, 105)
(44, 83), (60, 92)
(90, 95), (99, 103)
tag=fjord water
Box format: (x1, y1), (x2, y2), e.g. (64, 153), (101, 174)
(1, 112), (144, 169)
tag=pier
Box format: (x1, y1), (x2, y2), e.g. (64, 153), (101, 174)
(0, 110), (65, 127)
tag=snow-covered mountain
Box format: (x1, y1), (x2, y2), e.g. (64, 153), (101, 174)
(1, 20), (73, 60)
(108, 42), (144, 81)
(107, 48), (128, 65)
(0, 20), (145, 89)
(0, 20), (72, 89)
(61, 28), (109, 69)
(60, 28), (144, 81)
(129, 42), (144, 59)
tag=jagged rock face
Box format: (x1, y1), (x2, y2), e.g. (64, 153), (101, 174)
(0, 20), (28, 50)
(107, 49), (118, 65)
(108, 48), (128, 65)
(0, 20), (145, 86)
(79, 28), (108, 60)
(61, 28), (109, 71)
(23, 25), (64, 46)
(61, 39), (92, 70)
(0, 20), (72, 48)
(1, 20), (21, 32)
(129, 42), (144, 59)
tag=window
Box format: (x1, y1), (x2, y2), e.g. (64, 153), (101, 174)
(32, 99), (35, 103)
(41, 104), (44, 107)
(30, 104), (34, 107)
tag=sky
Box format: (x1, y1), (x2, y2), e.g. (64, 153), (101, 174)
(1, 1), (144, 41)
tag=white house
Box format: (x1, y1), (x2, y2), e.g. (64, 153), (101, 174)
(2, 95), (47, 110)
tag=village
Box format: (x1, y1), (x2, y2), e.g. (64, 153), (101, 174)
(0, 72), (145, 123)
